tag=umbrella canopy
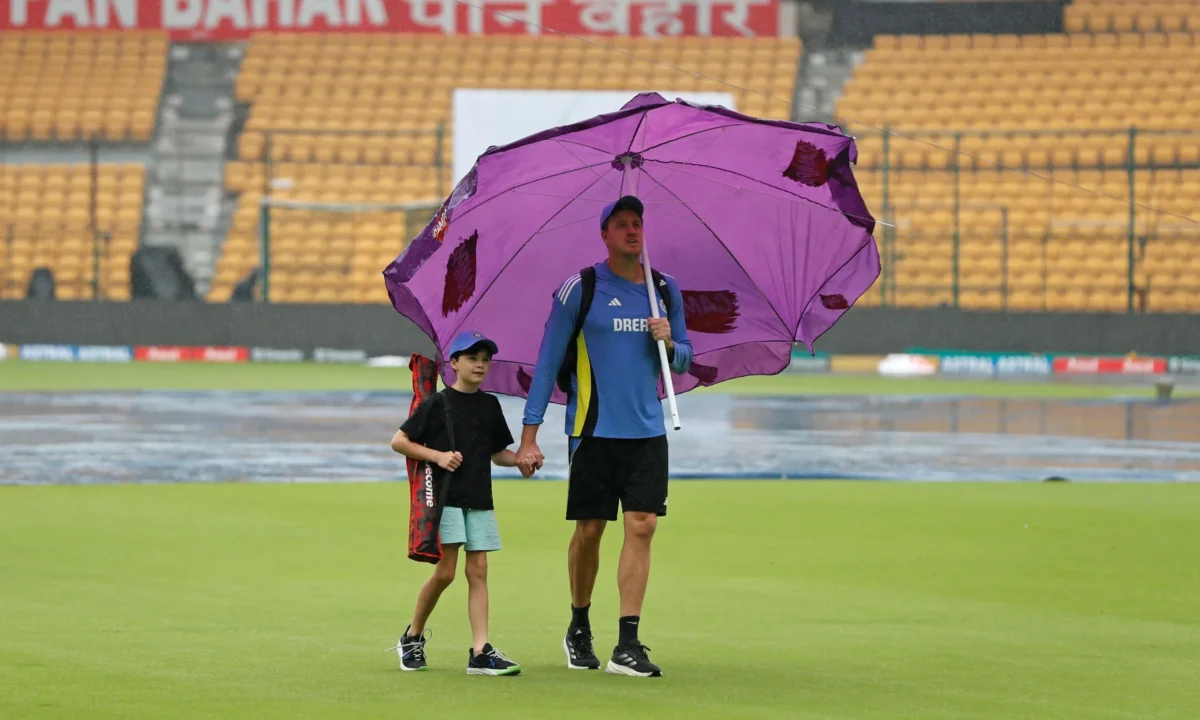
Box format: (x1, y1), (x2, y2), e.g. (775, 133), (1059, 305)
(384, 92), (880, 402)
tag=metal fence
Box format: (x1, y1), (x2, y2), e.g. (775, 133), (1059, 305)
(237, 127), (449, 304)
(843, 127), (1200, 313)
(0, 138), (128, 301)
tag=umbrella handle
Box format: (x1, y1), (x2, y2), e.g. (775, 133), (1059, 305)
(641, 243), (681, 431)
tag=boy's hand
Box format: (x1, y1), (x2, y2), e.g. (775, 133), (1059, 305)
(437, 451), (463, 471)
(517, 441), (543, 476)
(518, 461), (536, 479)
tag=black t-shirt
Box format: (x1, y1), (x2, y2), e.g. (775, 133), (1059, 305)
(400, 388), (514, 511)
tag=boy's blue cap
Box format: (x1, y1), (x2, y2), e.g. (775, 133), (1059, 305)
(448, 330), (498, 358)
(600, 195), (644, 230)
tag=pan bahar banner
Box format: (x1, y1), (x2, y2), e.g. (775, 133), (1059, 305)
(1, 0), (779, 39)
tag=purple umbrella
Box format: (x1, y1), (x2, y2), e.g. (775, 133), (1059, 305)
(383, 92), (880, 418)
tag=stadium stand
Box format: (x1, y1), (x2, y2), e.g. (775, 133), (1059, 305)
(837, 28), (1200, 313)
(0, 31), (166, 143)
(1064, 0), (1200, 34)
(0, 164), (143, 300)
(0, 31), (165, 300)
(209, 34), (803, 303)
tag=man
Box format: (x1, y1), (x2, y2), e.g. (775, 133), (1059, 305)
(518, 195), (692, 678)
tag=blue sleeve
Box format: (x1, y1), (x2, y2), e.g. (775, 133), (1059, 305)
(665, 276), (692, 375)
(521, 277), (581, 426)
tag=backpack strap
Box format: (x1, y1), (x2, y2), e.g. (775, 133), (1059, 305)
(650, 269), (672, 317)
(556, 266), (597, 394)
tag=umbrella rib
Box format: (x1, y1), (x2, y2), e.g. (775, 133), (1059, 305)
(637, 127), (730, 203)
(440, 160), (612, 227)
(439, 171), (614, 345)
(555, 137), (616, 156)
(625, 112), (647, 154)
(637, 123), (741, 156)
(795, 236), (876, 344)
(637, 166), (792, 338)
(653, 160), (879, 229)
(554, 140), (622, 195)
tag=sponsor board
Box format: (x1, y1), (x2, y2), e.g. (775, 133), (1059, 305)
(313, 347), (368, 364)
(878, 353), (939, 377)
(0, 0), (778, 40)
(18, 344), (134, 362)
(0, 344), (11, 361)
(135, 346), (250, 362)
(829, 354), (886, 374)
(76, 345), (134, 363)
(938, 353), (1052, 377)
(1052, 356), (1167, 375)
(1168, 356), (1200, 375)
(19, 344), (78, 362)
(251, 347), (306, 363)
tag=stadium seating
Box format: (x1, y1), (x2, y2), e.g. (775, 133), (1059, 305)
(0, 164), (143, 300)
(837, 30), (1200, 313)
(213, 33), (803, 303)
(0, 31), (167, 143)
(1064, 0), (1200, 35)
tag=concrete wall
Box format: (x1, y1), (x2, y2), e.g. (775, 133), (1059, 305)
(2, 301), (1197, 357)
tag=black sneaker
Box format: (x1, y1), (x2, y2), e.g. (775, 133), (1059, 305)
(395, 625), (429, 672)
(606, 642), (662, 677)
(466, 643), (521, 676)
(564, 627), (601, 670)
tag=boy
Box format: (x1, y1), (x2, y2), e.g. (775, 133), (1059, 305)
(390, 331), (529, 676)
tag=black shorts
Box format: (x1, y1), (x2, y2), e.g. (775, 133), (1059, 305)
(566, 436), (668, 521)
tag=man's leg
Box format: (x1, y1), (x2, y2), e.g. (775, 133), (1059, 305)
(563, 438), (617, 670)
(617, 511), (656, 618)
(569, 519), (606, 609)
(605, 437), (666, 678)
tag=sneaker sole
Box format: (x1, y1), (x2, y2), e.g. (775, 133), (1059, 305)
(399, 663), (428, 672)
(563, 637), (600, 670)
(466, 666), (521, 676)
(605, 660), (661, 678)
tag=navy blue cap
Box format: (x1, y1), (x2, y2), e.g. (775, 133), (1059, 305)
(600, 195), (644, 230)
(448, 330), (498, 358)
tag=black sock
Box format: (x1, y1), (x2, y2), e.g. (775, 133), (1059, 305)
(619, 615), (640, 646)
(570, 603), (590, 631)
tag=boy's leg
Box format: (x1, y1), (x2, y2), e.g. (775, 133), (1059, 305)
(464, 550), (489, 654)
(410, 506), (468, 634)
(410, 544), (459, 635)
(462, 511), (520, 676)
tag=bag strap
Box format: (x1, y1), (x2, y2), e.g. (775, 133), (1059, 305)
(649, 268), (672, 316)
(574, 265), (597, 341)
(435, 389), (456, 507)
(556, 265), (597, 394)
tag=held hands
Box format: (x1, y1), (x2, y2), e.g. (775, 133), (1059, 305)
(516, 442), (544, 478)
(648, 317), (673, 350)
(437, 451), (463, 472)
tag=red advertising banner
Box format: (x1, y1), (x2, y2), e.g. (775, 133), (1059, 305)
(1, 0), (778, 39)
(1052, 356), (1167, 375)
(135, 346), (250, 362)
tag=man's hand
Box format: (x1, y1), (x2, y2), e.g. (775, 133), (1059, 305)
(437, 451), (463, 471)
(517, 441), (544, 476)
(648, 317), (674, 351)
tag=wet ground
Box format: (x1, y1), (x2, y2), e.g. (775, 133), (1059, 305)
(2, 391), (1199, 485)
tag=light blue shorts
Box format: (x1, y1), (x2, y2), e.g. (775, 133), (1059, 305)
(439, 507), (501, 552)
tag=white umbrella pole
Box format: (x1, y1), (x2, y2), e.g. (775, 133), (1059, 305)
(641, 240), (681, 431)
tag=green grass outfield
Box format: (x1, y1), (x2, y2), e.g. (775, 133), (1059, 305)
(0, 361), (1188, 398)
(1, 482), (1197, 719)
